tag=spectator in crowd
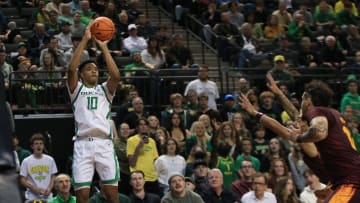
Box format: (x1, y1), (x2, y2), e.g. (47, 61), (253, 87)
(287, 13), (314, 42)
(115, 88), (139, 127)
(267, 55), (295, 88)
(165, 33), (194, 69)
(0, 48), (12, 89)
(231, 112), (250, 141)
(299, 169), (327, 203)
(194, 93), (220, 123)
(241, 173), (277, 203)
(335, 0), (358, 16)
(165, 112), (189, 153)
(297, 36), (319, 68)
(192, 158), (210, 200)
(31, 0), (50, 24)
(321, 35), (347, 68)
(58, 3), (74, 24)
(136, 14), (156, 40)
(184, 64), (219, 110)
(211, 141), (238, 189)
(89, 181), (131, 203)
(203, 168), (239, 203)
(231, 160), (256, 199)
(184, 89), (199, 113)
(335, 1), (357, 28)
(64, 36), (89, 68)
(161, 93), (193, 130)
(201, 2), (221, 45)
(70, 11), (86, 37)
(261, 138), (289, 172)
(155, 138), (186, 195)
(127, 118), (160, 194)
(219, 94), (238, 122)
(20, 133), (58, 202)
(12, 134), (31, 165)
(116, 11), (130, 39)
(129, 170), (161, 203)
(79, 0), (95, 25)
(155, 24), (171, 49)
(346, 25), (360, 54)
(40, 37), (66, 67)
(227, 1), (244, 28)
(11, 41), (33, 71)
(264, 15), (285, 41)
(340, 74), (360, 124)
(55, 21), (73, 51)
(4, 21), (21, 44)
(37, 51), (64, 89)
(114, 123), (131, 195)
(161, 172), (204, 203)
(235, 137), (261, 172)
(252, 124), (270, 160)
(123, 51), (147, 79)
(103, 2), (119, 24)
(273, 36), (299, 67)
(140, 35), (165, 70)
(69, 0), (80, 14)
(314, 0), (335, 35)
(213, 11), (241, 61)
(27, 23), (50, 62)
(45, 0), (62, 14)
(185, 144), (209, 176)
(272, 0), (292, 28)
(185, 121), (212, 158)
(274, 176), (300, 203)
(148, 115), (160, 138)
(198, 113), (216, 138)
(48, 173), (76, 203)
(212, 121), (238, 158)
(127, 0), (143, 23)
(123, 24), (147, 53)
(123, 97), (149, 133)
(288, 143), (308, 193)
(46, 10), (61, 35)
(294, 3), (314, 27)
(267, 158), (291, 191)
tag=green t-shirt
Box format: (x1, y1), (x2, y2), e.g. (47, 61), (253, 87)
(48, 195), (76, 203)
(216, 156), (238, 189)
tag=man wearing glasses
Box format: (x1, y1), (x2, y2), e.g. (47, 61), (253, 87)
(241, 173), (277, 203)
(231, 160), (256, 199)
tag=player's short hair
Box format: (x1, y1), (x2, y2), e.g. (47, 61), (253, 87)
(78, 59), (97, 72)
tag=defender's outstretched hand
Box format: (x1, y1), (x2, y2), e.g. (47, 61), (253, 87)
(239, 93), (257, 116)
(266, 74), (282, 95)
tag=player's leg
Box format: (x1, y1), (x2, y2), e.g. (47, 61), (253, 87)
(75, 188), (91, 203)
(95, 138), (120, 203)
(72, 138), (96, 203)
(102, 185), (120, 203)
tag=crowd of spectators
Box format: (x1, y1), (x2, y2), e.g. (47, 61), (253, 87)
(3, 0), (360, 203)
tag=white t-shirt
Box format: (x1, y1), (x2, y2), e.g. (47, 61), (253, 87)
(241, 191), (277, 203)
(184, 79), (220, 110)
(20, 154), (58, 201)
(154, 154), (186, 185)
(300, 183), (327, 203)
(68, 81), (114, 138)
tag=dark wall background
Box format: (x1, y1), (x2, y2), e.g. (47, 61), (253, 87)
(15, 114), (75, 173)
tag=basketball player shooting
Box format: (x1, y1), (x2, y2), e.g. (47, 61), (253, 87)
(67, 22), (120, 203)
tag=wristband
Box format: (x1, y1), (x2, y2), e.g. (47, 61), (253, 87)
(255, 112), (264, 120)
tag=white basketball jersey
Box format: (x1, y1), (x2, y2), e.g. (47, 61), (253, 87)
(68, 81), (114, 138)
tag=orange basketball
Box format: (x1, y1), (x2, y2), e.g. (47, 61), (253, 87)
(90, 17), (116, 41)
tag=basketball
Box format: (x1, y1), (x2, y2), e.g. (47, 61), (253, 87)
(90, 17), (116, 41)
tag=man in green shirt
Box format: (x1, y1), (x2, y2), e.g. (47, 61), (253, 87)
(340, 74), (360, 123)
(48, 174), (76, 203)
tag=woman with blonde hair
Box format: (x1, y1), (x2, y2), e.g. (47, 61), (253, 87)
(184, 121), (212, 159)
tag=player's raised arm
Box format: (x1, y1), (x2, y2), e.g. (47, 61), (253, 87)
(67, 25), (92, 93)
(95, 38), (120, 95)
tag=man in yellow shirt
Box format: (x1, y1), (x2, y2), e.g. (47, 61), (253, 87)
(127, 118), (160, 195)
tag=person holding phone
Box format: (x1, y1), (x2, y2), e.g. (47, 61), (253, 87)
(127, 118), (160, 195)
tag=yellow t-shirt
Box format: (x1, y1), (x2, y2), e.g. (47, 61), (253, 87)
(127, 134), (159, 181)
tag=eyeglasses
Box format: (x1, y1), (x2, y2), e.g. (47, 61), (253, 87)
(242, 165), (253, 169)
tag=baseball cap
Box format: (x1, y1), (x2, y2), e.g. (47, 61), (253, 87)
(274, 55), (285, 62)
(128, 24), (137, 30)
(168, 172), (185, 185)
(60, 21), (72, 26)
(193, 159), (208, 169)
(224, 94), (234, 101)
(17, 41), (27, 48)
(346, 74), (358, 84)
